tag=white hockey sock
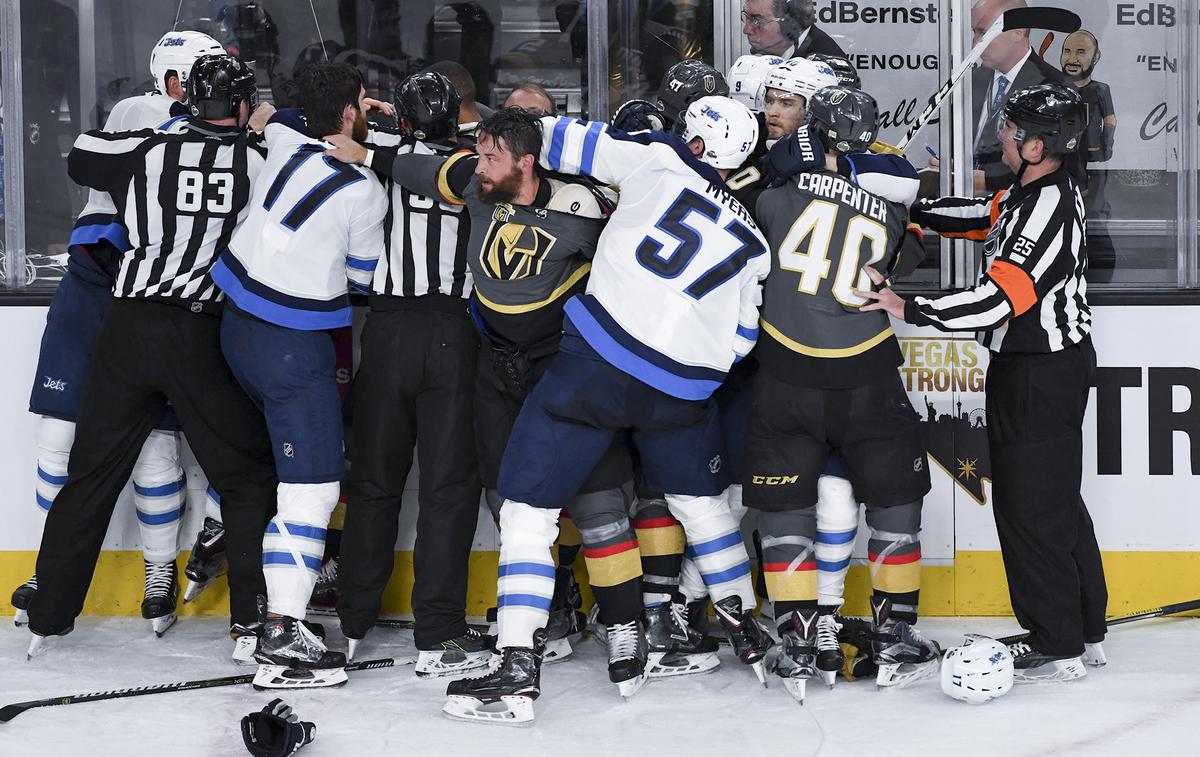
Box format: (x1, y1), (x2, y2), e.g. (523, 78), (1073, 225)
(678, 557), (706, 603)
(667, 493), (755, 608)
(815, 475), (858, 607)
(133, 429), (186, 564)
(496, 501), (560, 650)
(34, 416), (74, 516)
(263, 481), (340, 619)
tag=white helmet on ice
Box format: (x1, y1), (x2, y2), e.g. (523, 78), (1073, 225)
(727, 54), (785, 112)
(149, 31), (227, 97)
(763, 57), (839, 104)
(679, 96), (759, 170)
(940, 636), (1015, 704)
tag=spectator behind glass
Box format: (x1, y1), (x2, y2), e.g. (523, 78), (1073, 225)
(504, 83), (556, 117)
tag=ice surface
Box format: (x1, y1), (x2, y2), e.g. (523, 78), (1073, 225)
(1, 616), (1197, 756)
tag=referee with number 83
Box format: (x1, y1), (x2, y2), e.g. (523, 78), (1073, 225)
(859, 83), (1108, 683)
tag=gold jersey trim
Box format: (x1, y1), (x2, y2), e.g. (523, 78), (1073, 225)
(761, 319), (894, 357)
(474, 262), (591, 314)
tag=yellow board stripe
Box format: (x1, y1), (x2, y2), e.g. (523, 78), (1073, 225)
(761, 319), (894, 358)
(634, 526), (686, 557)
(474, 262), (591, 314)
(871, 560), (922, 594)
(436, 151), (472, 205)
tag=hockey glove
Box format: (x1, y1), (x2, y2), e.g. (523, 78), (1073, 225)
(764, 124), (827, 187)
(241, 699), (316, 757)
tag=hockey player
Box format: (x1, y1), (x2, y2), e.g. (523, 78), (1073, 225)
(13, 30), (226, 636)
(655, 59), (730, 132)
(326, 106), (642, 676)
(746, 86), (939, 701)
(436, 97), (773, 724)
(208, 63), (387, 689)
(859, 84), (1106, 683)
(807, 53), (862, 89)
(727, 54), (785, 113)
(27, 55), (276, 659)
(761, 57), (838, 142)
(329, 71), (490, 676)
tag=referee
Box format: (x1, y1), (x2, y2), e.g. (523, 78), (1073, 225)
(858, 83), (1107, 683)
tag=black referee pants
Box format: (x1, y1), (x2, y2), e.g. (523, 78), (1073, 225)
(28, 300), (278, 635)
(986, 337), (1108, 657)
(338, 303), (481, 648)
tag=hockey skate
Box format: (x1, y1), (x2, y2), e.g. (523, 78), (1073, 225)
(606, 619), (649, 699)
(253, 616), (348, 689)
(771, 609), (818, 704)
(11, 574), (36, 627)
(26, 623), (73, 660)
(643, 602), (720, 678)
(183, 517), (227, 603)
(712, 596), (774, 687)
(871, 597), (941, 689)
(685, 597), (710, 637)
(305, 557), (340, 616)
(542, 567), (584, 663)
(231, 623), (261, 666)
(417, 627), (495, 678)
(142, 559), (179, 637)
(815, 609), (844, 687)
(1083, 639), (1107, 667)
(444, 630), (546, 726)
(1009, 641), (1087, 683)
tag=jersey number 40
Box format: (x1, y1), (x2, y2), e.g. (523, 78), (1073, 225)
(779, 199), (888, 307)
(636, 189), (765, 299)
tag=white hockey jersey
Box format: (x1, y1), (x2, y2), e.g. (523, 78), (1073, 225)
(210, 116), (388, 330)
(539, 117), (770, 400)
(68, 93), (185, 263)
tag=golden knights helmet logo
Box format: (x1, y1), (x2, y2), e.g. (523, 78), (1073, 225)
(481, 204), (559, 280)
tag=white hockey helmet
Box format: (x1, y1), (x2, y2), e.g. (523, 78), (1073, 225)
(679, 96), (759, 170)
(149, 31), (227, 96)
(940, 636), (1015, 704)
(727, 54), (785, 112)
(763, 57), (839, 104)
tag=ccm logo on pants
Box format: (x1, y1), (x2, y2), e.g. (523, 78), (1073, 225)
(751, 475), (799, 485)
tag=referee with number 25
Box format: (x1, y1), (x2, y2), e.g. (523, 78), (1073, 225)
(858, 83), (1107, 684)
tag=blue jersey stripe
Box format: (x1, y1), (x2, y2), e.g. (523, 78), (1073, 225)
(580, 121), (604, 175)
(265, 521), (328, 542)
(136, 504), (185, 525)
(133, 477), (185, 497)
(498, 562), (557, 579)
(211, 257), (353, 331)
(262, 551), (324, 571)
(547, 118), (571, 171)
(736, 324), (759, 341)
(685, 530), (744, 557)
(700, 562), (751, 585)
(206, 485), (222, 504)
(816, 557), (852, 572)
(816, 529), (857, 545)
(497, 593), (554, 611)
(35, 492), (53, 512)
(37, 467), (69, 486)
(346, 256), (378, 272)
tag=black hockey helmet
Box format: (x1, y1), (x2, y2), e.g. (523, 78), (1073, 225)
(656, 59), (729, 131)
(610, 99), (667, 133)
(807, 53), (861, 89)
(806, 85), (879, 154)
(1002, 83), (1087, 156)
(395, 71), (461, 142)
(779, 0), (818, 42)
(186, 54), (257, 121)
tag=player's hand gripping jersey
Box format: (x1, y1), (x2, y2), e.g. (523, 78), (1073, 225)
(538, 116), (771, 400)
(754, 161), (912, 388)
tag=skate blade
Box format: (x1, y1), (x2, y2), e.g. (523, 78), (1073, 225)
(26, 634), (56, 660)
(151, 613), (178, 638)
(781, 676), (807, 705)
(182, 578), (213, 604)
(645, 651), (720, 678)
(751, 660), (769, 688)
(252, 664), (348, 690)
(1083, 643), (1107, 667)
(818, 668), (837, 689)
(443, 695), (534, 726)
(543, 636), (574, 665)
(1014, 657), (1087, 684)
(304, 606), (339, 618)
(875, 658), (939, 689)
(232, 635), (259, 666)
(13, 608), (29, 627)
(416, 650), (493, 679)
(347, 638), (360, 662)
(616, 671), (649, 700)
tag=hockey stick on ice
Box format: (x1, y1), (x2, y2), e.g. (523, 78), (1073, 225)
(896, 7), (1081, 151)
(0, 655), (417, 724)
(996, 598), (1200, 646)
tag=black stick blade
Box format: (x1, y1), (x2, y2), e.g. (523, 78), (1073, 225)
(1002, 7), (1081, 33)
(1, 703), (32, 723)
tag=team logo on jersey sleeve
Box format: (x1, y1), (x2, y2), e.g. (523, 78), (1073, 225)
(480, 205), (558, 281)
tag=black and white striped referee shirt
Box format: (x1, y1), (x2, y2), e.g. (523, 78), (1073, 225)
(906, 166), (1089, 353)
(367, 127), (472, 301)
(67, 118), (265, 303)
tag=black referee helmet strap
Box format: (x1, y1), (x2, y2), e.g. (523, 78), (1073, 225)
(1003, 83), (1088, 155)
(186, 54), (257, 121)
(395, 71), (462, 143)
(656, 59), (729, 127)
(806, 85), (879, 154)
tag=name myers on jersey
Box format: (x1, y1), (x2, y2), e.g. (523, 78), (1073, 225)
(702, 182), (759, 230)
(795, 172), (889, 223)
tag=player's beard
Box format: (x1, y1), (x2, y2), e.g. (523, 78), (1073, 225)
(1064, 59), (1097, 84)
(479, 164), (523, 204)
(352, 109), (369, 141)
